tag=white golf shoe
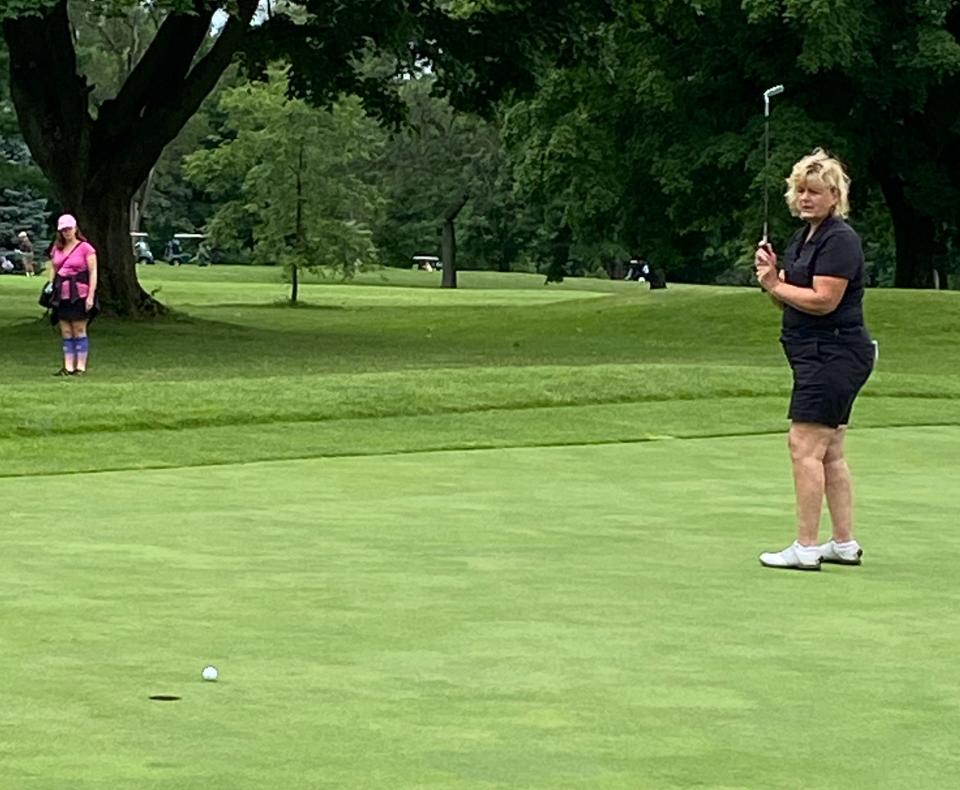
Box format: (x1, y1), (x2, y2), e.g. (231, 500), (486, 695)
(759, 541), (821, 571)
(817, 539), (863, 566)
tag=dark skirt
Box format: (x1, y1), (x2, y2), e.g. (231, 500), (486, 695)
(781, 328), (875, 428)
(54, 298), (92, 322)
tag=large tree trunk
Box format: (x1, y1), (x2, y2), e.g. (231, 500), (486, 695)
(83, 190), (147, 312)
(544, 224), (572, 284)
(2, 0), (257, 316)
(877, 172), (938, 289)
(291, 144), (304, 304)
(441, 193), (469, 289)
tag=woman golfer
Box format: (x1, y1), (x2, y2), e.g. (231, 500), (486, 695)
(755, 148), (875, 571)
(49, 213), (98, 376)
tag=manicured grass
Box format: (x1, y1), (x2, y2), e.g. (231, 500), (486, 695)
(2, 430), (960, 788)
(1, 267), (959, 788)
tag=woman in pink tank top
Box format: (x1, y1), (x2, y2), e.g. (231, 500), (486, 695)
(49, 213), (99, 376)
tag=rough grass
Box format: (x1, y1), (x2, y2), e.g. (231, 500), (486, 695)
(2, 267), (958, 465)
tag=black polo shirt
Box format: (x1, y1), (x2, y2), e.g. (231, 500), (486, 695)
(781, 215), (865, 334)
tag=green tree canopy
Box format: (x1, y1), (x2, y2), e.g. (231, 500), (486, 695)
(373, 76), (526, 273)
(1, 0), (613, 314)
(184, 66), (385, 299)
(0, 38), (50, 245)
(502, 0), (960, 286)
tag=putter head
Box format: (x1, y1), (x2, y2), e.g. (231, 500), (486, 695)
(763, 84), (784, 116)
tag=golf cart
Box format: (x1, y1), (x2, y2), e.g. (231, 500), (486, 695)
(165, 233), (211, 266)
(624, 258), (650, 282)
(411, 254), (441, 272)
(131, 232), (155, 264)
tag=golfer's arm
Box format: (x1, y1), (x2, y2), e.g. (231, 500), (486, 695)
(87, 254), (98, 297)
(772, 276), (846, 316)
(768, 270), (785, 310)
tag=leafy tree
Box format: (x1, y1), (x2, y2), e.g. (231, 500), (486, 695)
(502, 0), (960, 287)
(0, 38), (50, 248)
(184, 67), (385, 302)
(1, 0), (263, 313)
(373, 77), (527, 277)
(68, 0), (164, 232)
(140, 105), (222, 252)
(502, 73), (633, 281)
(741, 0), (960, 287)
(1, 0), (613, 315)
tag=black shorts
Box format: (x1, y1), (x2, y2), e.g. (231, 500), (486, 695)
(781, 329), (875, 428)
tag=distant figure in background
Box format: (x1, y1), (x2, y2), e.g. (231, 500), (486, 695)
(165, 237), (184, 265)
(648, 266), (667, 290)
(625, 256), (666, 289)
(624, 257), (650, 282)
(196, 240), (212, 267)
(134, 238), (154, 264)
(18, 231), (35, 276)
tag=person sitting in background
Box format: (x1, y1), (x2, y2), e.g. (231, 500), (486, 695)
(165, 237), (185, 265)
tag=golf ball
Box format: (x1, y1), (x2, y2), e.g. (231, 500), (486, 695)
(201, 665), (219, 682)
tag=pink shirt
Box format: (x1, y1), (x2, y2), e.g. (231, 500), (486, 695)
(52, 241), (96, 300)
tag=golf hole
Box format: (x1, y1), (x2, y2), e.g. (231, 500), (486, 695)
(149, 695), (181, 702)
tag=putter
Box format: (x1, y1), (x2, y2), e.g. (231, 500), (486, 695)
(761, 84), (784, 246)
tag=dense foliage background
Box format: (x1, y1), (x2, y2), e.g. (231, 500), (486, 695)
(2, 1), (958, 288)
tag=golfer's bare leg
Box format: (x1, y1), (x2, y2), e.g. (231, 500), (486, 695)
(58, 319), (75, 372)
(788, 422), (834, 546)
(823, 426), (854, 543)
(72, 319), (89, 371)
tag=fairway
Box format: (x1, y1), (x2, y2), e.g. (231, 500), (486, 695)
(2, 268), (959, 788)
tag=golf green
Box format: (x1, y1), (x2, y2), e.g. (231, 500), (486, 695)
(2, 427), (958, 788)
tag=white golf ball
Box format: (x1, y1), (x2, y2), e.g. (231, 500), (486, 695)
(201, 665), (219, 682)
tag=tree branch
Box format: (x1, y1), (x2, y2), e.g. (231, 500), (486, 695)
(1, 0), (94, 203)
(146, 1), (258, 139)
(95, 1), (213, 145)
(89, 0), (258, 194)
(445, 193), (470, 222)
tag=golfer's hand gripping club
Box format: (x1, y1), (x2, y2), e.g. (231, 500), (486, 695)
(754, 241), (781, 292)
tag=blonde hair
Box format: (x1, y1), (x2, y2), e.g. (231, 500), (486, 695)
(784, 147), (850, 219)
